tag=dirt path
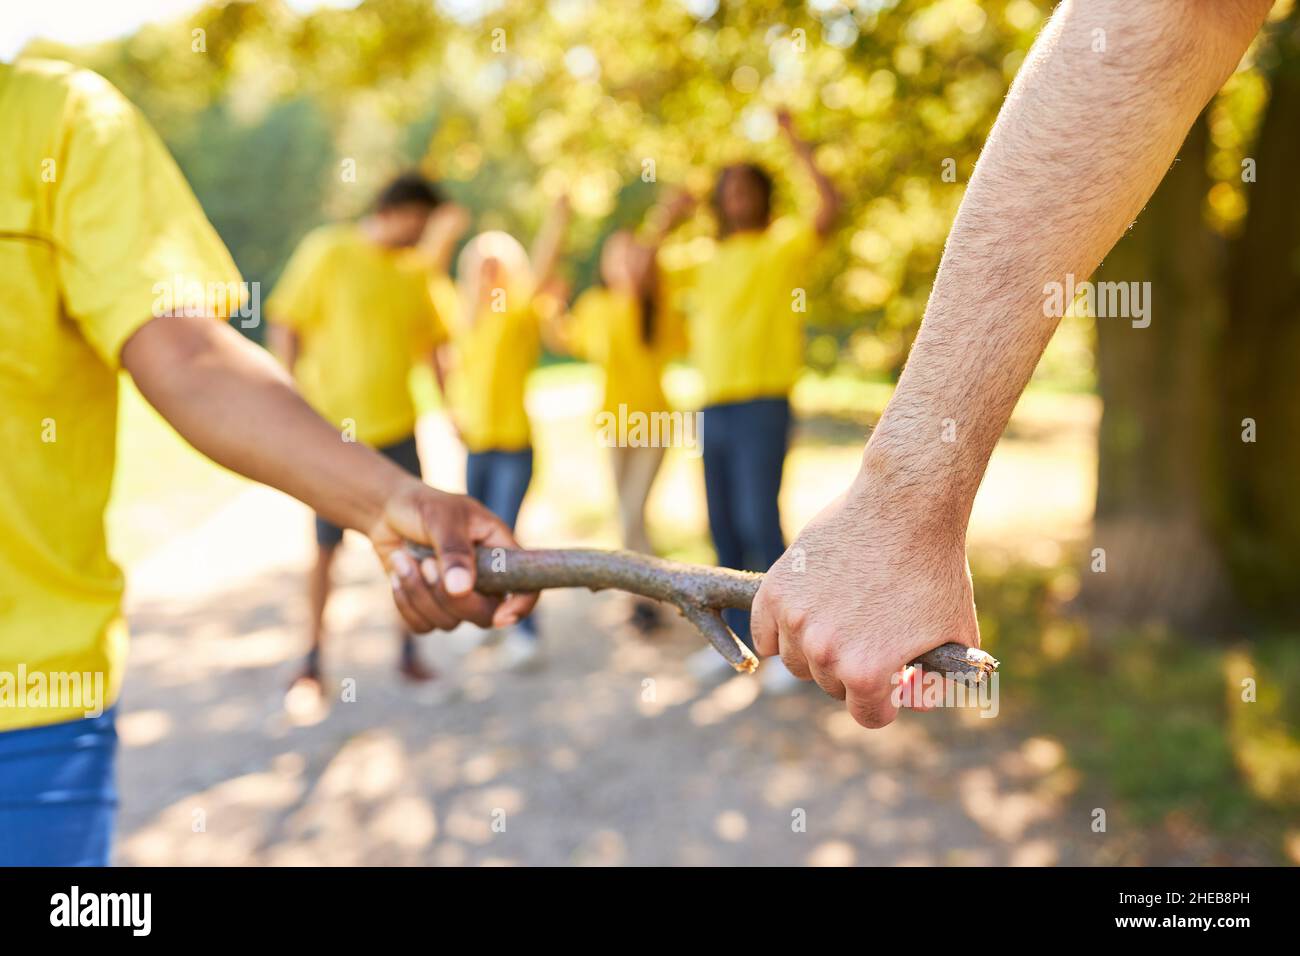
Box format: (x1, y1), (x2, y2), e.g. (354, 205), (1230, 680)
(112, 481), (1105, 866)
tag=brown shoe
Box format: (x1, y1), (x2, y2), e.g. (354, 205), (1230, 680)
(284, 666), (328, 724)
(398, 650), (438, 683)
(628, 599), (664, 636)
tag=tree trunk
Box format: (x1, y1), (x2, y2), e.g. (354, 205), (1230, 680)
(1220, 37), (1300, 620)
(1085, 116), (1235, 632)
(1087, 24), (1300, 632)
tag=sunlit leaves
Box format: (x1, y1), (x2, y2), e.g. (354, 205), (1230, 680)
(63, 0), (1064, 370)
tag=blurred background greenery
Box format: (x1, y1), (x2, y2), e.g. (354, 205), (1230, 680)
(15, 0), (1299, 862)
(28, 0), (1073, 374)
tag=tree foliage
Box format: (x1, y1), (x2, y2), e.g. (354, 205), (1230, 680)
(31, 0), (1049, 366)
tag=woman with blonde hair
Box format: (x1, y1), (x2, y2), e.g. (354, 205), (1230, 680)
(434, 201), (570, 670)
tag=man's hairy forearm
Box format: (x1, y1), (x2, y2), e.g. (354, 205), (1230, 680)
(123, 315), (408, 532)
(859, 0), (1271, 524)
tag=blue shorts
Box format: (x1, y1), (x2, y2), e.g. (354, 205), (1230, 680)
(315, 433), (423, 548)
(0, 706), (119, 866)
(466, 448), (536, 637)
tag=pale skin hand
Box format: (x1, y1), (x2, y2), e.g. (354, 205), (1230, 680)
(776, 108), (841, 237)
(416, 201), (472, 274)
(122, 314), (537, 633)
(528, 194), (572, 293)
(643, 189), (696, 245)
(752, 0), (1273, 728)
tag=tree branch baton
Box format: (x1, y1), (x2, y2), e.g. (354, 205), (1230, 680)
(406, 544), (999, 681)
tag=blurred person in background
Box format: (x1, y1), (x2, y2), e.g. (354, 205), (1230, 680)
(546, 225), (687, 633)
(432, 198), (570, 671)
(0, 59), (534, 866)
(267, 172), (471, 708)
(661, 109), (840, 694)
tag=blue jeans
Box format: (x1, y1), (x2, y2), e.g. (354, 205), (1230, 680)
(0, 706), (119, 866)
(466, 449), (536, 637)
(701, 398), (791, 646)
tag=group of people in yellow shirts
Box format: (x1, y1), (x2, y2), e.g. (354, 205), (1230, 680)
(0, 57), (836, 863)
(268, 107), (839, 692)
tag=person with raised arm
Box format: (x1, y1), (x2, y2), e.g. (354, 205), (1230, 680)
(666, 109), (841, 694)
(431, 197), (572, 671)
(546, 222), (688, 632)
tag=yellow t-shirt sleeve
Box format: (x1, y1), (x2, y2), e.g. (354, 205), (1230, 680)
(567, 289), (604, 361)
(51, 69), (242, 368)
(402, 270), (450, 354)
(656, 241), (703, 326)
(267, 231), (333, 331)
(425, 273), (462, 345)
(422, 277), (451, 349)
(653, 267), (689, 359)
(768, 216), (820, 266)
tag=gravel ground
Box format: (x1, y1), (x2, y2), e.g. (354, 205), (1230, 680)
(111, 489), (1107, 867)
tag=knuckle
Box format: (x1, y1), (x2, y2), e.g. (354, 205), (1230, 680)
(783, 605), (809, 635)
(843, 660), (892, 695)
(853, 706), (895, 730)
(801, 628), (839, 670)
(448, 594), (495, 627)
(440, 543), (474, 563)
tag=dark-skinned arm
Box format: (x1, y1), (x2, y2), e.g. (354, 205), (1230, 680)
(121, 313), (536, 633)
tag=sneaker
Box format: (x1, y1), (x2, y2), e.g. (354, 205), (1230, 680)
(760, 657), (806, 697)
(498, 627), (544, 673)
(686, 646), (738, 684)
(468, 624), (502, 649)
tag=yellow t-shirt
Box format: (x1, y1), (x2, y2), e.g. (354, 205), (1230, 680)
(678, 217), (818, 406)
(568, 286), (685, 417)
(444, 290), (539, 454)
(267, 224), (447, 447)
(0, 60), (242, 731)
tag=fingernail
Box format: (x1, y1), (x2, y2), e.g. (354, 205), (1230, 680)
(389, 572), (402, 592)
(444, 567), (472, 595)
(391, 550), (415, 577)
(420, 558), (439, 585)
(494, 611), (518, 628)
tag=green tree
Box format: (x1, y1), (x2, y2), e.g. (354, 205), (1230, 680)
(1088, 9), (1300, 629)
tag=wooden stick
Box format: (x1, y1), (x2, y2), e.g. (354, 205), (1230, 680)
(407, 544), (999, 681)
